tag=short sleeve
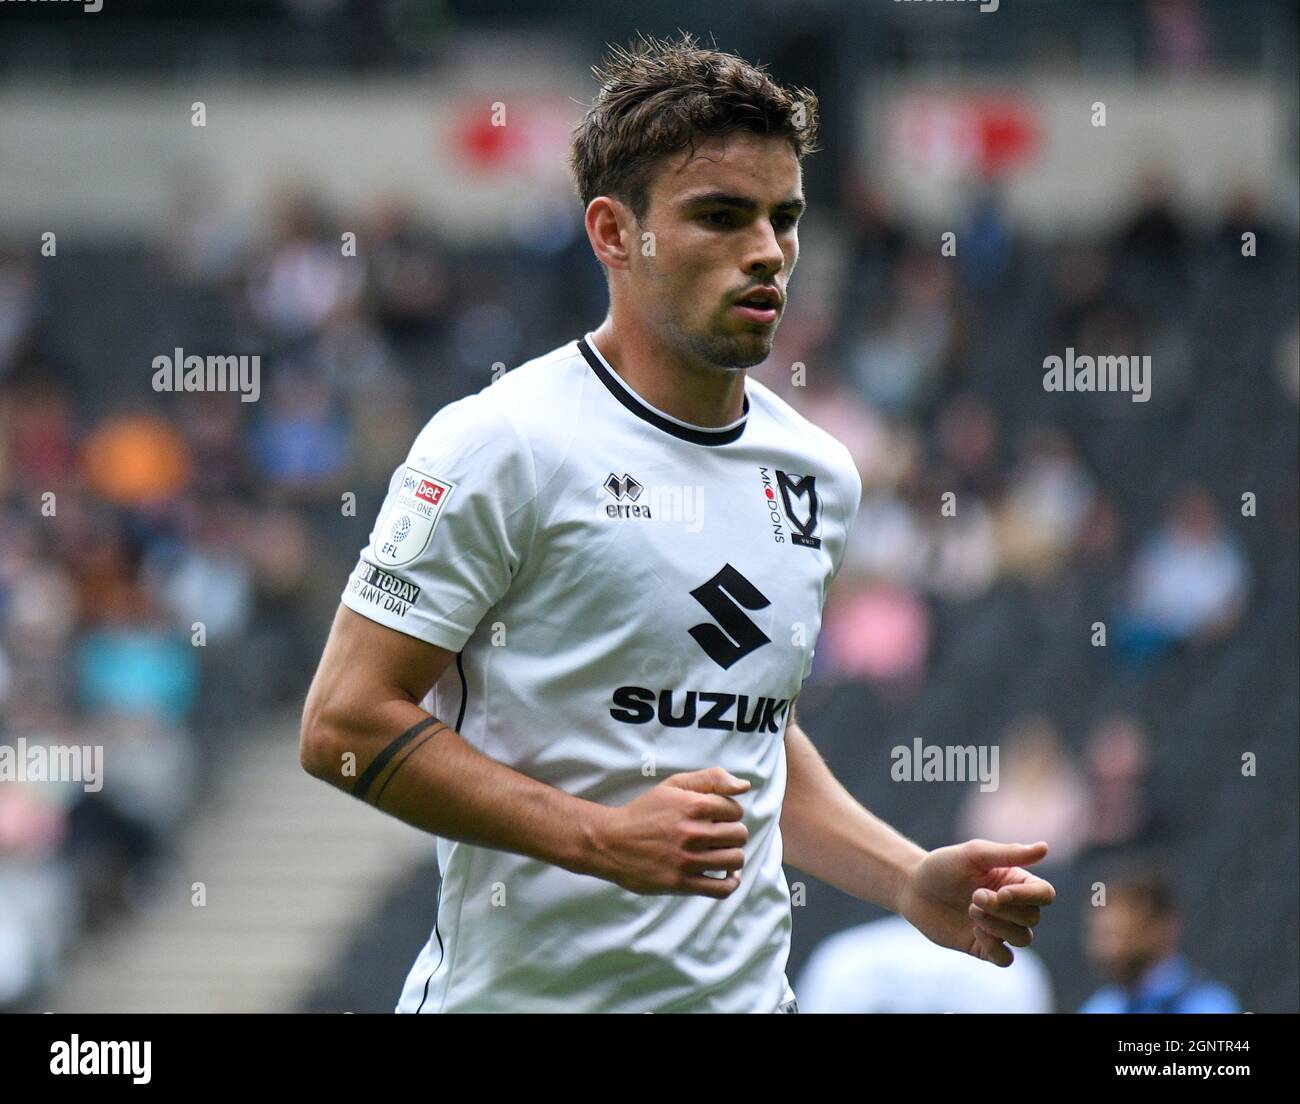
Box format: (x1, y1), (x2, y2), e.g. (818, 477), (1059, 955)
(340, 396), (537, 652)
(830, 450), (863, 585)
(801, 448), (862, 683)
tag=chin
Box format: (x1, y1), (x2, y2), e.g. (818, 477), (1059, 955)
(669, 318), (774, 370)
(713, 323), (776, 367)
(734, 332), (776, 367)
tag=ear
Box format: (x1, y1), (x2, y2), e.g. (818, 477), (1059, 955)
(585, 196), (634, 272)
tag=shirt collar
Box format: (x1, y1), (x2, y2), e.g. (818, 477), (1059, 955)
(578, 332), (749, 447)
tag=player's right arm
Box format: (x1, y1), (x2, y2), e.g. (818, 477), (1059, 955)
(300, 597), (749, 899)
(305, 397), (747, 896)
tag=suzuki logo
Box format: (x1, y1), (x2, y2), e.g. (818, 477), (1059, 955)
(688, 563), (771, 669)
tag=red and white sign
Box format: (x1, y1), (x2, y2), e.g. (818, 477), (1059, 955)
(890, 95), (1041, 178)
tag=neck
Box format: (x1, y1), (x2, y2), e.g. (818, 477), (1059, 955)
(589, 316), (747, 428)
(1121, 949), (1174, 988)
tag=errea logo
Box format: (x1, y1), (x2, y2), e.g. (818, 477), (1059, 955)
(598, 473), (704, 530)
(604, 472), (644, 502)
(603, 471), (651, 520)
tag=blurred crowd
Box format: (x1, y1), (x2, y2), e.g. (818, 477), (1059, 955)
(0, 160), (1296, 1010)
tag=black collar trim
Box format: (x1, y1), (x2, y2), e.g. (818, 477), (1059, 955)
(578, 336), (748, 447)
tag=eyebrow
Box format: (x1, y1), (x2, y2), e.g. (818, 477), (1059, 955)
(680, 191), (806, 216)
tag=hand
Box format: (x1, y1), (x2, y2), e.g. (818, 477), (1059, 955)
(896, 839), (1056, 966)
(588, 767), (750, 898)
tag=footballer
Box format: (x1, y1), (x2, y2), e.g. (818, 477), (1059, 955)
(299, 31), (1056, 1013)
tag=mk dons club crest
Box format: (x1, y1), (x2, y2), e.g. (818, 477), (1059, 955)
(775, 469), (821, 549)
(373, 466), (457, 567)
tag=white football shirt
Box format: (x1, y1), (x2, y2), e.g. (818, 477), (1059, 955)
(796, 914), (1055, 1013)
(340, 331), (862, 1012)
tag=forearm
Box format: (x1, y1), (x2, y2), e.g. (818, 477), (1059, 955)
(303, 698), (608, 879)
(780, 720), (925, 911)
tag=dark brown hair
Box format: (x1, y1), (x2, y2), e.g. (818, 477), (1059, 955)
(1106, 860), (1180, 920)
(569, 31), (820, 223)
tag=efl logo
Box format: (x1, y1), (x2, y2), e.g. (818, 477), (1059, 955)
(415, 479), (448, 507)
(374, 467), (458, 568)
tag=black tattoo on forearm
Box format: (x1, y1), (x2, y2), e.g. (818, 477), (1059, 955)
(352, 715), (447, 804)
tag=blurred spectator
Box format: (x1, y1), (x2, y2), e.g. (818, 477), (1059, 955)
(60, 710), (197, 912)
(313, 307), (405, 402)
(176, 394), (252, 498)
(1071, 493), (1124, 576)
(996, 425), (1096, 581)
(1048, 246), (1113, 352)
(928, 494), (1000, 601)
(1117, 485), (1249, 660)
(935, 392), (1003, 500)
(82, 414), (191, 508)
(247, 188), (364, 341)
(143, 503), (254, 647)
(0, 554), (79, 729)
(842, 177), (907, 269)
(1, 377), (78, 492)
(797, 914), (1054, 1013)
(958, 187), (1014, 290)
(1116, 168), (1188, 277)
(847, 248), (966, 415)
(839, 175), (907, 317)
(843, 490), (927, 588)
(957, 716), (1091, 868)
(0, 779), (78, 1010)
(76, 616), (198, 726)
(249, 369), (350, 496)
(1080, 714), (1172, 855)
(1080, 864), (1240, 1012)
(358, 198), (449, 343)
(1146, 0), (1211, 75)
(819, 581), (929, 693)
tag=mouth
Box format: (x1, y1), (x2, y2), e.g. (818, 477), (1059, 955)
(731, 288), (782, 326)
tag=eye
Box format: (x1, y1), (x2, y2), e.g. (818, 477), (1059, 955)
(774, 213), (799, 230)
(702, 211), (736, 227)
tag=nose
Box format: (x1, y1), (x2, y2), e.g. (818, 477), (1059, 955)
(744, 223), (787, 280)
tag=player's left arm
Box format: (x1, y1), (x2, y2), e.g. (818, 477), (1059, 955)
(780, 700), (926, 912)
(780, 702), (1056, 966)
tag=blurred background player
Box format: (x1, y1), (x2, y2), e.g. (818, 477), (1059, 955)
(1079, 863), (1240, 1013)
(797, 913), (1054, 1013)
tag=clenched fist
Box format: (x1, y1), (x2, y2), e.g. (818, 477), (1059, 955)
(586, 767), (751, 897)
